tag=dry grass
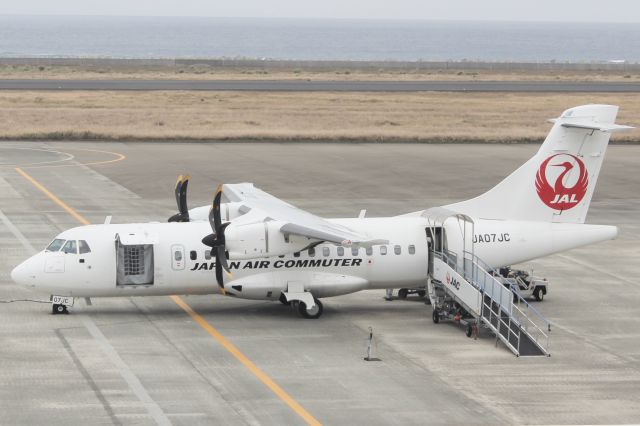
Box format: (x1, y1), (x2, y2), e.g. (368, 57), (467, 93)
(1, 64), (640, 82)
(0, 91), (638, 142)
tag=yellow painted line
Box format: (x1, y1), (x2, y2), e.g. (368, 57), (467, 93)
(16, 167), (91, 226)
(23, 148), (127, 169)
(170, 295), (321, 426)
(15, 167), (321, 426)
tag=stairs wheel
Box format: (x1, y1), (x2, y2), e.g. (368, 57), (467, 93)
(465, 323), (473, 338)
(432, 309), (440, 324)
(533, 287), (544, 302)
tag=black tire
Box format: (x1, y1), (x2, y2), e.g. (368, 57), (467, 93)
(52, 304), (65, 315)
(398, 289), (409, 299)
(279, 293), (291, 306)
(417, 290), (426, 298)
(466, 324), (473, 338)
(533, 287), (544, 302)
(432, 309), (440, 324)
(298, 299), (323, 319)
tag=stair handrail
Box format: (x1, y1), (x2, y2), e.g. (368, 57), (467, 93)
(435, 251), (539, 355)
(462, 251), (551, 332)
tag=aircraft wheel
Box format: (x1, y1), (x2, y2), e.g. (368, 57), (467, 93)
(279, 294), (291, 306)
(432, 309), (440, 324)
(417, 290), (426, 298)
(465, 323), (473, 338)
(533, 287), (544, 302)
(52, 304), (66, 315)
(398, 289), (408, 299)
(298, 299), (323, 319)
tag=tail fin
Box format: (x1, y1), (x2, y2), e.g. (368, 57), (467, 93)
(446, 104), (633, 223)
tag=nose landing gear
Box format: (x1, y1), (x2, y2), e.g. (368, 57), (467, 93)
(52, 303), (68, 315)
(50, 295), (73, 315)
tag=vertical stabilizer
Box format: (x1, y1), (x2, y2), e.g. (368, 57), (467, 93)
(446, 105), (633, 223)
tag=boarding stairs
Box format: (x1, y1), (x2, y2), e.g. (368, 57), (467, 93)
(430, 251), (551, 357)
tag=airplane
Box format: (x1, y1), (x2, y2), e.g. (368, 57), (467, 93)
(11, 104), (633, 319)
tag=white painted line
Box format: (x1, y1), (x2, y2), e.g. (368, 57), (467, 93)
(556, 253), (635, 286)
(0, 208), (37, 253)
(0, 207), (172, 426)
(80, 316), (172, 426)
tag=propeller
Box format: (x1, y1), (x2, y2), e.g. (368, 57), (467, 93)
(168, 175), (190, 222)
(201, 185), (232, 289)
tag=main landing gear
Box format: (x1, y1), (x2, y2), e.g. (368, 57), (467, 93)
(297, 299), (323, 319)
(280, 293), (324, 319)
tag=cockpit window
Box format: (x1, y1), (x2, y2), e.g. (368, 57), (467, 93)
(62, 240), (78, 254)
(46, 239), (66, 252)
(78, 240), (91, 254)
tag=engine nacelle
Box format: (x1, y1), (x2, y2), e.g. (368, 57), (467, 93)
(188, 202), (244, 222)
(225, 220), (312, 260)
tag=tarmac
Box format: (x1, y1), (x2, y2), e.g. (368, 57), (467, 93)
(1, 79), (640, 92)
(1, 141), (639, 425)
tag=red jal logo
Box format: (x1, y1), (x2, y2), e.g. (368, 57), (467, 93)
(535, 154), (588, 210)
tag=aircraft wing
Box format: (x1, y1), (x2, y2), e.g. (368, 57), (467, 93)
(223, 183), (386, 247)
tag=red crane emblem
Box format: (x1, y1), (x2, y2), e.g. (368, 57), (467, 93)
(535, 154), (589, 210)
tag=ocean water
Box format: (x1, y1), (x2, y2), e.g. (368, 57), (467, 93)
(0, 15), (639, 62)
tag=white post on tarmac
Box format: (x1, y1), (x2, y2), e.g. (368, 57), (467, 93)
(364, 327), (381, 361)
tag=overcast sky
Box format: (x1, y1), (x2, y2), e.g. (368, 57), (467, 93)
(3, 0), (640, 22)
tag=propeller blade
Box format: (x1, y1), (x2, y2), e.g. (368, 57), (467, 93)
(201, 233), (217, 247)
(213, 184), (223, 231)
(169, 175), (190, 222)
(208, 205), (216, 238)
(174, 175), (183, 209)
(215, 257), (224, 288)
(204, 184), (232, 290)
(179, 175), (189, 217)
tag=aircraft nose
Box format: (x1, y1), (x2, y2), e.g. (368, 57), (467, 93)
(11, 257), (37, 287)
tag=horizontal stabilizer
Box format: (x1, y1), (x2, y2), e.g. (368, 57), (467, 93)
(447, 104), (632, 224)
(547, 119), (634, 133)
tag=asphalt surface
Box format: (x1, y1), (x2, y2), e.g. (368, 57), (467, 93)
(2, 79), (640, 92)
(1, 142), (639, 425)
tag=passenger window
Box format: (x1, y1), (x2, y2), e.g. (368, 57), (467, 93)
(366, 247), (373, 256)
(205, 250), (211, 260)
(322, 247), (330, 257)
(351, 247), (359, 256)
(337, 247), (344, 256)
(174, 250), (183, 261)
(78, 240), (91, 254)
(62, 240), (77, 254)
(394, 245), (401, 255)
(294, 252), (300, 258)
(190, 250), (197, 261)
(409, 245), (416, 255)
(380, 246), (387, 255)
(46, 239), (65, 252)
(308, 247), (315, 257)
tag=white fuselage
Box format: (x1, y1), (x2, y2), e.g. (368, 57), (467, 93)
(12, 208), (617, 301)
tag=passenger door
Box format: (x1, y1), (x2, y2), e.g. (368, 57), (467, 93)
(171, 244), (185, 271)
